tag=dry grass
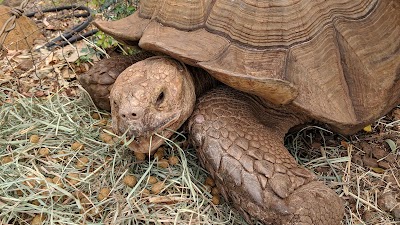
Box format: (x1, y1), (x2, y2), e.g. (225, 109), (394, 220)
(286, 119), (400, 224)
(0, 87), (252, 224)
(1, 85), (398, 224)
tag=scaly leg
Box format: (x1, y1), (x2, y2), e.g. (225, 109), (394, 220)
(189, 86), (344, 225)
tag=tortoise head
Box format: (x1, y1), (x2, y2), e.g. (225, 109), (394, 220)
(110, 57), (196, 154)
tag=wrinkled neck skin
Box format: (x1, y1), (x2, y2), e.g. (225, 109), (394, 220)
(188, 66), (220, 97)
(110, 57), (198, 154)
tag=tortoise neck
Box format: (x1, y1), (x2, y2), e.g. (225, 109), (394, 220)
(186, 66), (220, 97)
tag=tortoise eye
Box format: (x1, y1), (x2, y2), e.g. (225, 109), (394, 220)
(155, 91), (165, 106)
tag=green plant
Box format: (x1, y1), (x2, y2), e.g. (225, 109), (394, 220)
(94, 31), (119, 49)
(113, 3), (136, 19)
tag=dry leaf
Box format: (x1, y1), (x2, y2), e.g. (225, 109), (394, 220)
(363, 125), (372, 132)
(371, 167), (385, 173)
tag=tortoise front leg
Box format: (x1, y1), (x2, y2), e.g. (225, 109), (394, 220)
(78, 52), (153, 111)
(189, 86), (344, 225)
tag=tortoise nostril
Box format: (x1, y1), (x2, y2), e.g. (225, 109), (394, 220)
(119, 108), (143, 120)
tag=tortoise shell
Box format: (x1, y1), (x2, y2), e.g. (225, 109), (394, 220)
(94, 0), (400, 134)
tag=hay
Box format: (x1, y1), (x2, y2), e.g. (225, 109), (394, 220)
(0, 87), (251, 224)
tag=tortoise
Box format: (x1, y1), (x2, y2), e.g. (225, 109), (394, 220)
(79, 0), (400, 224)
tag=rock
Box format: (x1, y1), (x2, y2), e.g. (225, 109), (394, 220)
(360, 141), (373, 156)
(362, 210), (380, 223)
(352, 154), (363, 166)
(379, 193), (400, 220)
(362, 156), (379, 168)
(378, 161), (391, 170)
(392, 206), (400, 220)
(385, 174), (397, 184)
(385, 154), (397, 163)
(372, 147), (388, 159)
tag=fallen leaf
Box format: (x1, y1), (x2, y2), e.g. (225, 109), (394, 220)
(363, 125), (372, 132)
(371, 167), (385, 173)
(385, 139), (397, 153)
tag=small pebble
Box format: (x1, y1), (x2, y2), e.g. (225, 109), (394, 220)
(67, 173), (80, 185)
(141, 189), (151, 197)
(378, 161), (391, 169)
(385, 154), (397, 163)
(80, 196), (91, 207)
(134, 152), (146, 161)
(352, 154), (363, 166)
(362, 210), (377, 222)
(211, 195), (220, 205)
(360, 142), (373, 156)
(211, 187), (220, 195)
(168, 155), (179, 165)
(154, 147), (165, 160)
(91, 113), (100, 120)
(378, 192), (398, 216)
(123, 175), (137, 188)
(96, 119), (108, 126)
(71, 142), (84, 151)
(100, 133), (113, 143)
(392, 207), (400, 220)
(385, 174), (397, 185)
(30, 135), (40, 143)
(157, 159), (169, 168)
(377, 192), (400, 219)
(55, 150), (68, 161)
(1, 156), (13, 164)
(15, 189), (23, 196)
(76, 157), (89, 169)
(38, 148), (50, 156)
(372, 148), (388, 159)
(31, 214), (46, 225)
(362, 156), (379, 168)
(148, 176), (158, 185)
(205, 176), (215, 187)
(98, 187), (111, 201)
(151, 181), (165, 194)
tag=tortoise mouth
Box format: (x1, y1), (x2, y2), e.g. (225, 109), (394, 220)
(124, 115), (180, 154)
(128, 133), (169, 154)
